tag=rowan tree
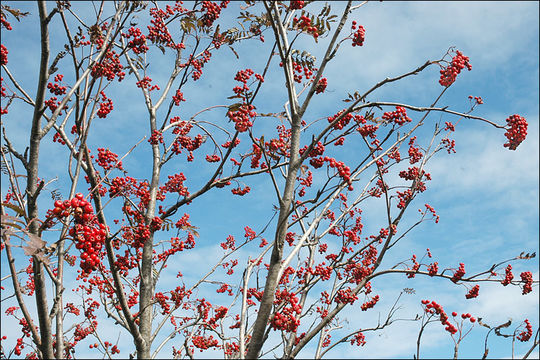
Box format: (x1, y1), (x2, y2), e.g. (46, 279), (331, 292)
(1, 1), (538, 359)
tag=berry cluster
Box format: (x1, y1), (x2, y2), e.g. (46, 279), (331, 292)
(468, 95), (483, 105)
(451, 263), (466, 283)
(439, 50), (471, 87)
(427, 262), (438, 276)
(315, 77), (327, 94)
(52, 193), (106, 275)
(503, 114), (527, 150)
(136, 76), (160, 91)
(520, 271), (533, 295)
(172, 89), (185, 105)
(149, 129), (164, 145)
(382, 106), (411, 126)
(270, 290), (302, 333)
(517, 319), (533, 342)
(192, 335), (219, 351)
(205, 154), (220, 163)
(289, 0), (305, 9)
(465, 284), (480, 299)
(421, 300), (460, 334)
(0, 44), (8, 65)
(335, 287), (358, 305)
(91, 50), (125, 82)
(44, 97), (66, 115)
(96, 148), (123, 171)
(351, 21), (365, 47)
(47, 74), (67, 95)
(200, 1), (229, 27)
(501, 264), (514, 286)
(292, 15), (319, 39)
(122, 27), (148, 54)
(97, 91), (113, 118)
(360, 295), (380, 311)
(231, 185), (250, 196)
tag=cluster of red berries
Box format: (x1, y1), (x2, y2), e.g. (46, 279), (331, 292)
(228, 103), (256, 132)
(200, 1), (228, 27)
(52, 193), (106, 274)
(315, 77), (327, 94)
(468, 95), (483, 105)
(136, 76), (160, 91)
(97, 91), (113, 118)
(441, 138), (456, 154)
(520, 271), (533, 295)
(47, 74), (67, 95)
(161, 173), (189, 197)
(231, 185), (250, 196)
(350, 332), (366, 346)
(270, 290), (302, 333)
(293, 15), (319, 38)
(501, 264), (514, 286)
(0, 44), (8, 65)
(439, 50), (471, 87)
(465, 284), (480, 299)
(192, 335), (220, 351)
(351, 21), (365, 47)
(96, 148), (123, 171)
(427, 262), (438, 276)
(205, 154), (220, 162)
(408, 137), (423, 164)
(289, 0), (305, 9)
(172, 89), (185, 105)
(517, 319), (533, 342)
(53, 132), (66, 145)
(149, 129), (164, 145)
(334, 287), (359, 305)
(421, 300), (463, 334)
(503, 114), (527, 150)
(91, 50), (125, 82)
(451, 263), (466, 283)
(123, 26), (149, 54)
(361, 295), (380, 311)
(44, 97), (66, 115)
(396, 189), (413, 209)
(444, 121), (455, 132)
(382, 106), (411, 126)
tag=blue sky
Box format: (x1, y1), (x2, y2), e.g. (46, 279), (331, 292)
(1, 1), (538, 359)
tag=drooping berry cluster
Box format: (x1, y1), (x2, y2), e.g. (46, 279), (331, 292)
(501, 264), (514, 286)
(0, 44), (8, 65)
(503, 114), (527, 150)
(421, 300), (464, 334)
(360, 294), (380, 311)
(520, 271), (533, 295)
(517, 319), (533, 342)
(465, 284), (480, 299)
(96, 91), (113, 118)
(52, 193), (106, 274)
(351, 21), (365, 47)
(439, 50), (471, 87)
